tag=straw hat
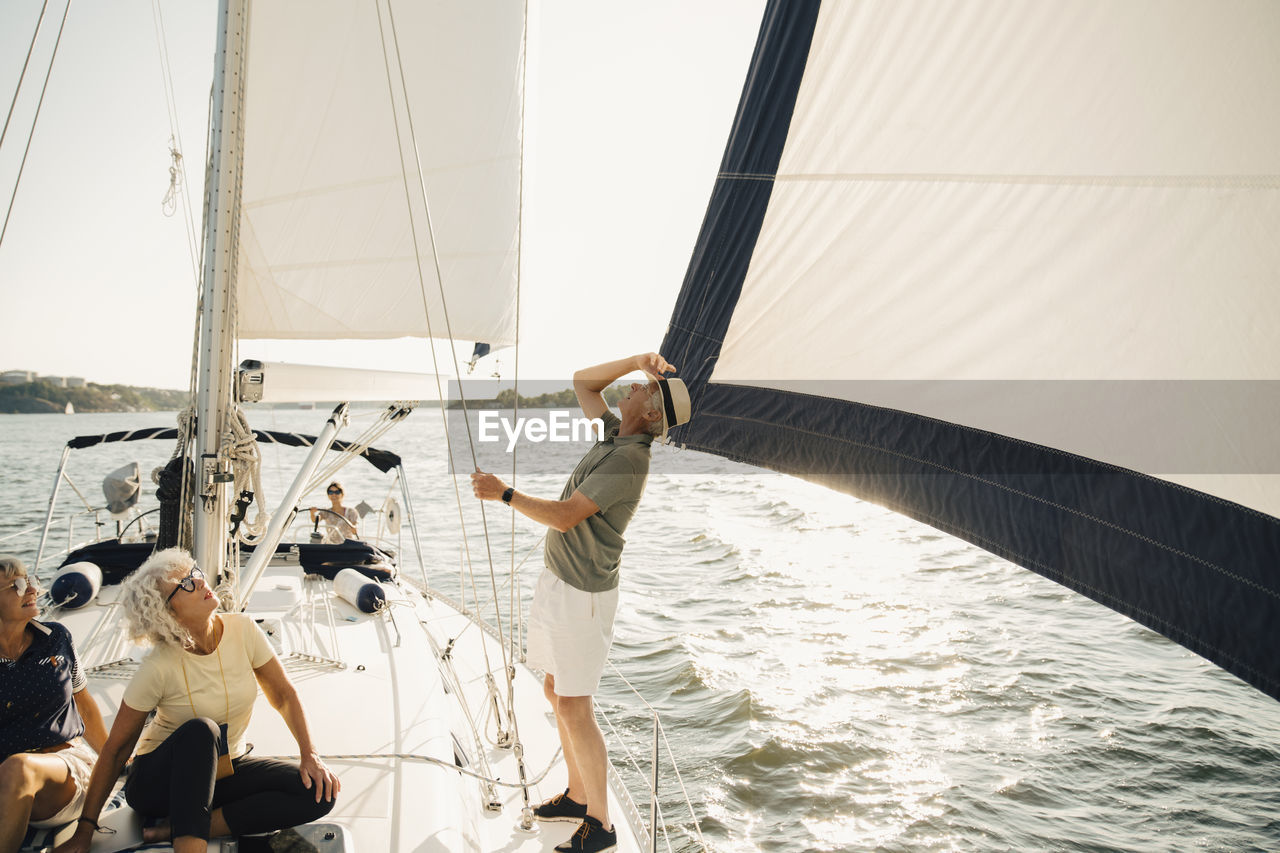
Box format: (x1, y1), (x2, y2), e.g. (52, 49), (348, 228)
(654, 377), (692, 443)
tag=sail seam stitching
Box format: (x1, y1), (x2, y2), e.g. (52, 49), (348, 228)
(665, 322), (723, 344)
(262, 251), (500, 273)
(698, 411), (1280, 602)
(717, 172), (1280, 189)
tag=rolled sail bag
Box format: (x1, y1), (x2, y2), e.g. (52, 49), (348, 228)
(334, 567), (387, 614)
(50, 562), (103, 609)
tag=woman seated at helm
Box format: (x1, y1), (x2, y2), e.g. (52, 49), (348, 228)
(0, 555), (107, 852)
(308, 481), (359, 544)
(58, 549), (339, 853)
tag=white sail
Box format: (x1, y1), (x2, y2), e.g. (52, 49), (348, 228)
(707, 0), (1280, 514)
(663, 0), (1280, 701)
(235, 0), (524, 346)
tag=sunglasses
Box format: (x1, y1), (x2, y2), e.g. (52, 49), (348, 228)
(3, 576), (38, 596)
(327, 489), (342, 496)
(165, 566), (205, 605)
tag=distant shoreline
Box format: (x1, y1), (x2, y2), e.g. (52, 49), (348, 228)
(0, 381), (187, 414)
(0, 381), (625, 414)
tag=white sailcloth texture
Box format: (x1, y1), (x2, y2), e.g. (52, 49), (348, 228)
(235, 1), (523, 346)
(711, 0), (1280, 514)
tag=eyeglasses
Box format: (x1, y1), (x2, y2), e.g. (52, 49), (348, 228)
(165, 566), (205, 605)
(2, 576), (38, 596)
(327, 489), (342, 496)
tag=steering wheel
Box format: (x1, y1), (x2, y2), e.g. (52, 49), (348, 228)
(312, 507), (348, 528)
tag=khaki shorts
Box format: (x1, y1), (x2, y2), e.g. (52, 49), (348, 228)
(29, 737), (97, 828)
(526, 568), (619, 697)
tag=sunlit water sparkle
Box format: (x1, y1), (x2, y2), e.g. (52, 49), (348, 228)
(3, 410), (1279, 852)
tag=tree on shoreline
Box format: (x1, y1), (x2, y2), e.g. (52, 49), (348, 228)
(0, 381), (188, 414)
(2, 381), (632, 414)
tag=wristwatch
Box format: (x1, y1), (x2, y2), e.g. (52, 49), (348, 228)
(501, 487), (514, 504)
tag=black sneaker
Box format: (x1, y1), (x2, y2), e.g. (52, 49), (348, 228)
(554, 816), (617, 853)
(533, 788), (587, 824)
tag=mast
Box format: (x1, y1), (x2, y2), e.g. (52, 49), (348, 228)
(193, 0), (248, 578)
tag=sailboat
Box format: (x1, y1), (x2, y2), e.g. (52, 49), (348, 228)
(16, 1), (688, 851)
(11, 0), (1279, 848)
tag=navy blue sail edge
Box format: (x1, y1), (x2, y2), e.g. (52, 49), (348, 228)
(660, 0), (1280, 702)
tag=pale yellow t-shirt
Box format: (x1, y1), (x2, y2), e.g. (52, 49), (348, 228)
(123, 613), (275, 758)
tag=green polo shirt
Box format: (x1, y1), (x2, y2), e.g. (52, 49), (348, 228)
(544, 410), (652, 592)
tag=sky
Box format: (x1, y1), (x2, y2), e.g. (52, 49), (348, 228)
(0, 0), (766, 389)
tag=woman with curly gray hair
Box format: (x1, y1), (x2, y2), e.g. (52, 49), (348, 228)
(0, 555), (107, 853)
(58, 549), (338, 853)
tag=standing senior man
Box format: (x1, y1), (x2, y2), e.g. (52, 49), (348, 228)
(471, 352), (691, 853)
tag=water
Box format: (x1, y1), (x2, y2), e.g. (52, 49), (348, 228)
(3, 410), (1279, 852)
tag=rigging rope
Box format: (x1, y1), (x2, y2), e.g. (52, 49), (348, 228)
(225, 407), (268, 544)
(276, 748), (562, 790)
(149, 0), (202, 284)
(371, 0), (499, 674)
(173, 18), (218, 574)
(0, 0), (51, 157)
(0, 0), (73, 253)
(380, 0), (518, 678)
(510, 0), (530, 686)
(153, 406), (196, 551)
(177, 77), (215, 560)
(447, 533), (544, 649)
(161, 141), (182, 216)
(375, 0), (533, 811)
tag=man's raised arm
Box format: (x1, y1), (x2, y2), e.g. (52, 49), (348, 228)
(572, 352), (676, 420)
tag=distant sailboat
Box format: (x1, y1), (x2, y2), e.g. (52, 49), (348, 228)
(63, 401), (74, 415)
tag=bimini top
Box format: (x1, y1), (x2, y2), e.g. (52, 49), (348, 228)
(65, 427), (401, 474)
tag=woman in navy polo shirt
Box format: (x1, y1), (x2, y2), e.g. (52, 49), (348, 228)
(0, 555), (107, 851)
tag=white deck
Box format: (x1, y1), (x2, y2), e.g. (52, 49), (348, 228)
(41, 560), (648, 852)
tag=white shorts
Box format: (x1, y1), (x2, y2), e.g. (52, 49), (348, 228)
(29, 737), (97, 828)
(526, 568), (619, 697)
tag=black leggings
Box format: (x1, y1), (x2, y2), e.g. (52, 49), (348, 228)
(126, 717), (335, 841)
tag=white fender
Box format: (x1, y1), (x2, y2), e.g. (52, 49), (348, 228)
(50, 561), (102, 609)
(333, 567), (387, 614)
